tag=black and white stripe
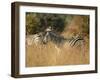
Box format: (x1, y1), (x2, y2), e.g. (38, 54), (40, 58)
(43, 31), (84, 48)
(26, 26), (84, 49)
(69, 35), (84, 47)
(26, 32), (44, 46)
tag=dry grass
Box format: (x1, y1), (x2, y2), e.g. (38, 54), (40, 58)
(26, 39), (89, 67)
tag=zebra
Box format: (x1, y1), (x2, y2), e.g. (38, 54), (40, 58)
(26, 32), (44, 46)
(42, 28), (84, 54)
(43, 28), (84, 47)
(69, 35), (84, 47)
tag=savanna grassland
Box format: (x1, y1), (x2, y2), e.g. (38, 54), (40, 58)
(26, 41), (89, 67)
(26, 15), (89, 67)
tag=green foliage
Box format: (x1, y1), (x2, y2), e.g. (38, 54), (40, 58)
(26, 12), (89, 36)
(26, 13), (73, 35)
(26, 13), (41, 34)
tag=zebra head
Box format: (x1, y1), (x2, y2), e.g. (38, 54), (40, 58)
(42, 30), (66, 46)
(42, 26), (53, 44)
(42, 31), (50, 44)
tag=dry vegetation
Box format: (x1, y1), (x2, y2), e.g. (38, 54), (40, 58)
(26, 16), (89, 67)
(26, 41), (89, 67)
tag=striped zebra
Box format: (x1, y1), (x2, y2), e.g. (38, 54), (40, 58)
(68, 35), (84, 47)
(26, 32), (44, 46)
(43, 31), (84, 47)
(43, 28), (84, 53)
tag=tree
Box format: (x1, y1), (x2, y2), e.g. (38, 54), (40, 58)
(26, 12), (73, 35)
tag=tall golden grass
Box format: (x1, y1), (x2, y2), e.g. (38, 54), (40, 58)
(26, 37), (89, 67)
